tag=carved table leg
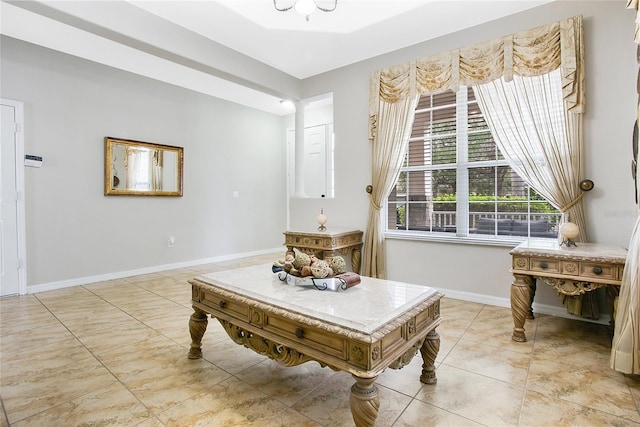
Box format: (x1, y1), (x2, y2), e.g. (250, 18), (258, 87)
(349, 375), (379, 427)
(420, 329), (440, 384)
(351, 246), (362, 274)
(188, 306), (208, 359)
(606, 285), (620, 337)
(511, 274), (534, 342)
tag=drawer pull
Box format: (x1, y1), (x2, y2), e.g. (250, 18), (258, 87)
(593, 266), (603, 275)
(540, 261), (548, 269)
(295, 328), (304, 339)
(219, 300), (226, 308)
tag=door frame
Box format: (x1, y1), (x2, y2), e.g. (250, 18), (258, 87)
(1, 98), (27, 295)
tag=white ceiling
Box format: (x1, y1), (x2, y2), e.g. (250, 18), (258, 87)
(1, 0), (553, 115)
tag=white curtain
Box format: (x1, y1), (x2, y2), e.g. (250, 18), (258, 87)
(362, 95), (418, 278)
(125, 147), (143, 190)
(473, 69), (587, 242)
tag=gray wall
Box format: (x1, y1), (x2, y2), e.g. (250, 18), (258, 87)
(294, 1), (638, 312)
(1, 36), (287, 287)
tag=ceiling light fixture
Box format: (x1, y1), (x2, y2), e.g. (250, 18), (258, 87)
(273, 0), (338, 21)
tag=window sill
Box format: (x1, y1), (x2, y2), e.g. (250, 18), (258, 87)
(385, 230), (557, 248)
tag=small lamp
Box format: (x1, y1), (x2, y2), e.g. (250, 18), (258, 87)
(559, 222), (579, 247)
(317, 209), (327, 231)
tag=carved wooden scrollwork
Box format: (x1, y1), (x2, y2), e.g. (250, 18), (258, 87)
(389, 337), (425, 369)
(539, 277), (605, 296)
(217, 319), (313, 367)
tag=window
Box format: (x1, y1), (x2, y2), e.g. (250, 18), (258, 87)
(387, 87), (560, 240)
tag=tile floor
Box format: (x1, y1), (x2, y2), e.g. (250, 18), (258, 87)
(1, 252), (639, 426)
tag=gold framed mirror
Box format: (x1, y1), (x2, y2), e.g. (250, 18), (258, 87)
(104, 137), (183, 196)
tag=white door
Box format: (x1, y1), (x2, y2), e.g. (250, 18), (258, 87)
(1, 99), (26, 296)
(304, 125), (327, 198)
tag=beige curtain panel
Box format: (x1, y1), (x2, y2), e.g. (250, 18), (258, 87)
(362, 95), (418, 278)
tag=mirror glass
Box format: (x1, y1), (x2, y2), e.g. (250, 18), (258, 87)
(104, 137), (183, 196)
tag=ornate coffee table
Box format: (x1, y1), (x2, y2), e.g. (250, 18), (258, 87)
(188, 264), (442, 427)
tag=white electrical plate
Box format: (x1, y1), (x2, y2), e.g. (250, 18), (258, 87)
(25, 155), (43, 168)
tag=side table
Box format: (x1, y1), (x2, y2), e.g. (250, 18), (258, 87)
(510, 239), (627, 342)
(283, 228), (363, 273)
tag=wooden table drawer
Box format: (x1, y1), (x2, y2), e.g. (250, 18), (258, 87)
(264, 313), (346, 359)
(580, 262), (617, 280)
(530, 258), (559, 273)
(200, 289), (249, 322)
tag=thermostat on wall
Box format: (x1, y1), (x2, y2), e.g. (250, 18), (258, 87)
(25, 155), (43, 168)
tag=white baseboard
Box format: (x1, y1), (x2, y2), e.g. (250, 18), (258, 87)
(435, 287), (611, 325)
(27, 252), (610, 326)
(27, 247), (282, 294)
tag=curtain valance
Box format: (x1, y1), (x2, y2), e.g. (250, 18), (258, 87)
(369, 15), (584, 139)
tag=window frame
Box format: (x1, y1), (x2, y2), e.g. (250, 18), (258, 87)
(385, 86), (560, 246)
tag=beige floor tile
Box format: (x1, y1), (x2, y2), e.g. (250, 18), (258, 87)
(76, 320), (161, 355)
(157, 376), (290, 426)
(0, 405), (7, 427)
(527, 353), (640, 422)
(122, 356), (231, 413)
(0, 297), (50, 326)
(132, 417), (165, 427)
(123, 273), (166, 284)
(520, 388), (640, 427)
(234, 358), (335, 406)
(0, 310), (60, 335)
(1, 254), (637, 427)
(11, 382), (152, 427)
(435, 334), (456, 362)
(394, 398), (483, 427)
(436, 316), (473, 340)
(85, 281), (151, 303)
(626, 374), (640, 407)
(0, 319), (75, 353)
(1, 358), (118, 424)
(201, 338), (271, 375)
(414, 364), (523, 426)
(97, 334), (188, 380)
(460, 305), (537, 355)
(259, 408), (323, 427)
(376, 354), (427, 397)
(59, 308), (139, 338)
(442, 339), (530, 386)
(1, 335), (93, 378)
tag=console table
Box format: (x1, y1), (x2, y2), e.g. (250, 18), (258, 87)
(510, 240), (627, 342)
(188, 264), (442, 427)
(283, 228), (363, 273)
